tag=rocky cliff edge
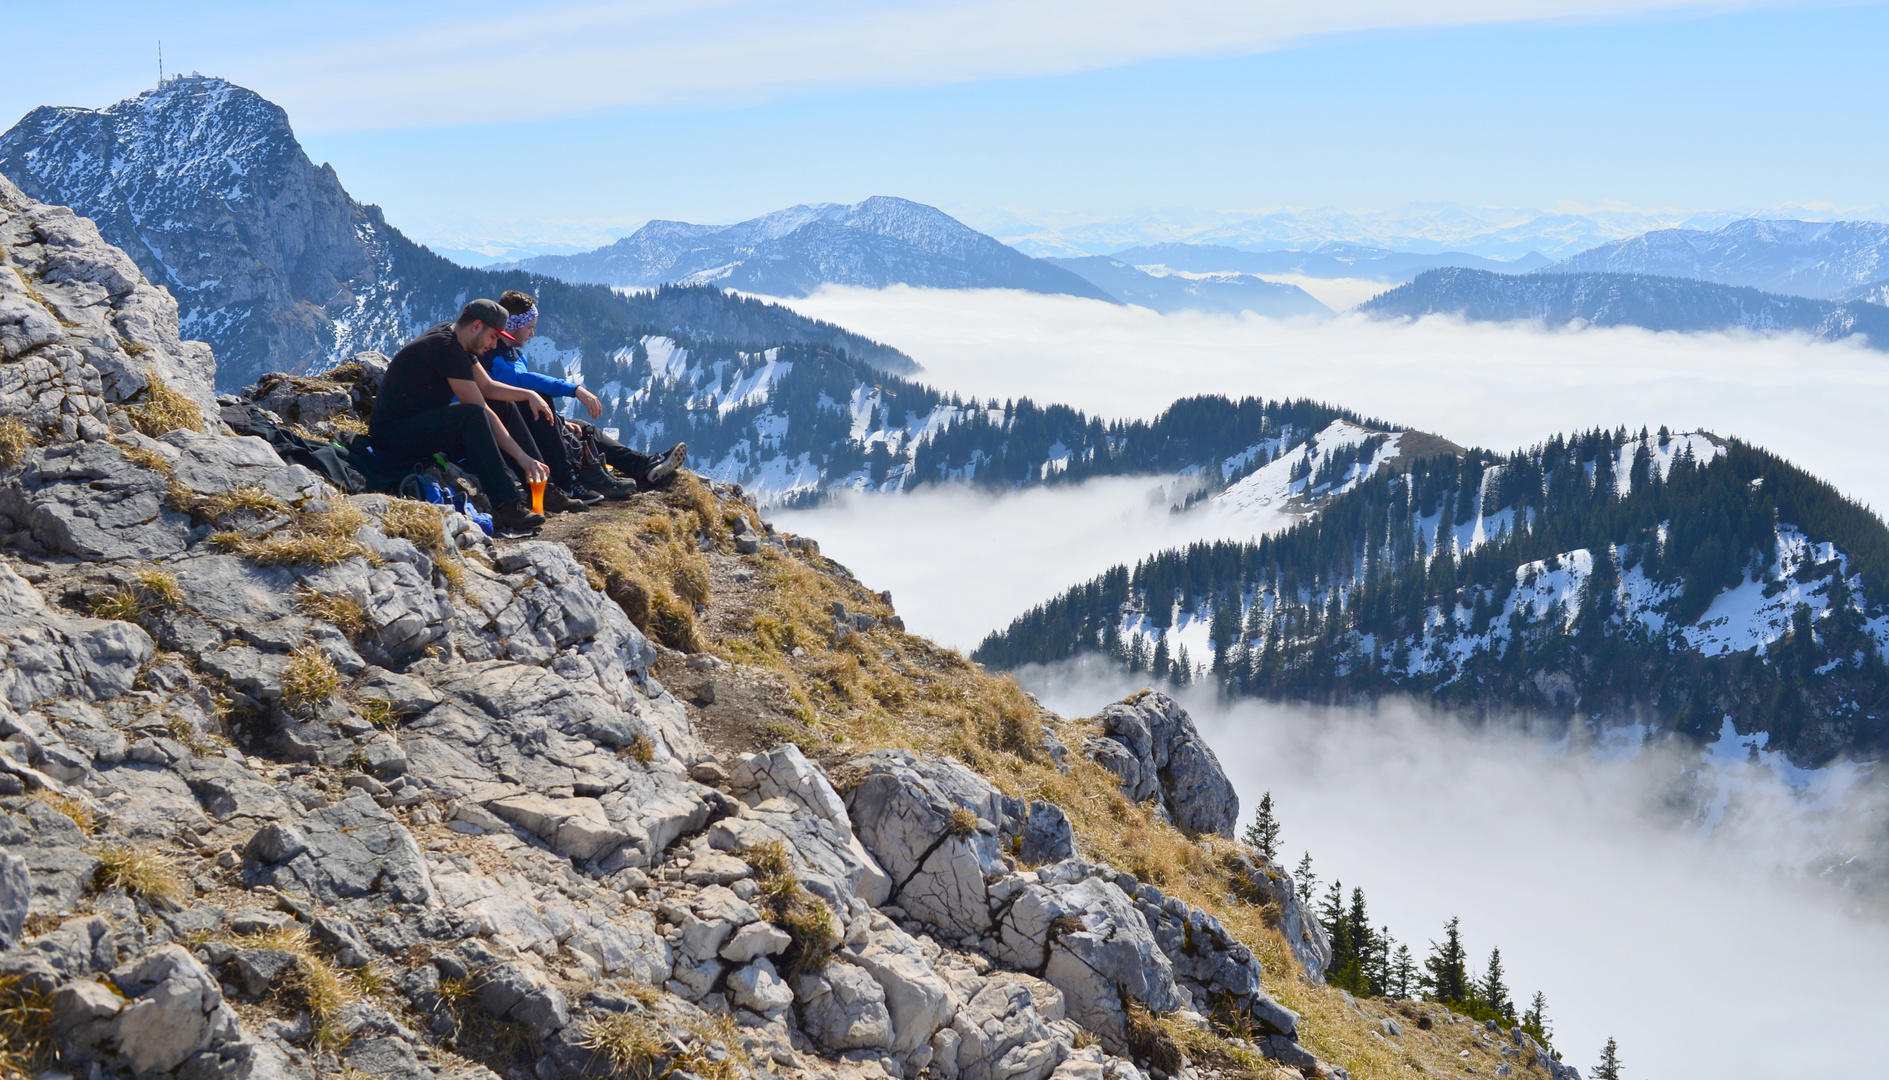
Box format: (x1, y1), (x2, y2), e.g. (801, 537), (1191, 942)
(0, 176), (1577, 1080)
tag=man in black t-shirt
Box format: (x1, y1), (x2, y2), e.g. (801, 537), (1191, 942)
(369, 299), (556, 537)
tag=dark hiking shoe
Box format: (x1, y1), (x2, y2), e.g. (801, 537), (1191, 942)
(645, 442), (688, 486)
(566, 483), (606, 506)
(492, 500), (545, 537)
(577, 463), (636, 500)
(542, 485), (589, 514)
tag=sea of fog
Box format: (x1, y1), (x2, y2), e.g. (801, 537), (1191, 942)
(766, 288), (1889, 1078)
(1021, 659), (1889, 1080)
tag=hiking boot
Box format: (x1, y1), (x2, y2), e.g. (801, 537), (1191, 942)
(541, 485), (589, 514)
(492, 500), (545, 538)
(577, 462), (636, 500)
(565, 482), (606, 506)
(645, 442), (688, 486)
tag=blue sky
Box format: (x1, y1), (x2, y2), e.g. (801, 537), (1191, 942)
(3, 1), (1885, 241)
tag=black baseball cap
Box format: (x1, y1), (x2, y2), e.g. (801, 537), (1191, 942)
(461, 298), (516, 342)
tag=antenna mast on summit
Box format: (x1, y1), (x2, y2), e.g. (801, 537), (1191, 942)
(158, 41), (164, 85)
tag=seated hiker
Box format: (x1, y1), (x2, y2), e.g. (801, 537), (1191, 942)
(367, 299), (552, 537)
(490, 290), (688, 500)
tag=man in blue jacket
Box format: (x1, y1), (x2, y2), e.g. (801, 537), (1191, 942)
(489, 291), (686, 500)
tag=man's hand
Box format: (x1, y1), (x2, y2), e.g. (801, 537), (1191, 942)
(524, 391), (555, 423)
(516, 457), (550, 485)
(575, 386), (604, 419)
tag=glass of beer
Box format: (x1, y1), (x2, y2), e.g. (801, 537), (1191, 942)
(529, 479), (546, 515)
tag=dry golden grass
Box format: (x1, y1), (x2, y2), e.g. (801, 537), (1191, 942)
(0, 972), (54, 1079)
(575, 1013), (668, 1079)
(113, 439), (174, 476)
(556, 481), (1550, 1080)
(228, 924), (363, 1051)
(86, 569), (185, 623)
(0, 416), (37, 468)
(741, 839), (838, 977)
(379, 498), (449, 554)
(92, 843), (185, 909)
(191, 485), (290, 523)
(211, 499), (377, 567)
(26, 789), (97, 834)
(282, 645), (341, 711)
(122, 374), (202, 437)
(296, 584), (369, 638)
(566, 502), (714, 651)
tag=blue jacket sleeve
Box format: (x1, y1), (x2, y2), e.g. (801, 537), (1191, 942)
(483, 349), (578, 398)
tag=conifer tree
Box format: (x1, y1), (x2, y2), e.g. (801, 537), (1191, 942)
(1294, 852), (1316, 904)
(1389, 944), (1416, 1000)
(1592, 1037), (1621, 1080)
(1243, 792), (1281, 860)
(1522, 991), (1552, 1047)
(1479, 947), (1514, 1022)
(1421, 916), (1469, 1005)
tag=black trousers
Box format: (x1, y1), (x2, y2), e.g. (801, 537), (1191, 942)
(370, 404), (521, 507)
(490, 401), (578, 489)
(572, 420), (659, 479)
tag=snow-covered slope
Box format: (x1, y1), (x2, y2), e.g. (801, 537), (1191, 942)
(504, 197), (1118, 302)
(1550, 219), (1889, 300)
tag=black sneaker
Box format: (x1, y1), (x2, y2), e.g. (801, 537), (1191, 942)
(492, 499), (545, 537)
(565, 483), (606, 506)
(577, 463), (636, 500)
(646, 442), (688, 485)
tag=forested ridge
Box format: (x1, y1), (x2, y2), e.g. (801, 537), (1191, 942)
(975, 427), (1889, 763)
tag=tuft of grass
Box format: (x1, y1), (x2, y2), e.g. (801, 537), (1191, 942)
(282, 645), (341, 712)
(121, 374), (202, 437)
(92, 843), (185, 909)
(190, 486), (290, 524)
(379, 498), (449, 554)
(296, 585), (368, 638)
(356, 698), (401, 730)
(113, 438), (173, 476)
(622, 732), (655, 765)
(575, 1013), (669, 1079)
(0, 973), (54, 1078)
(27, 790), (97, 834)
(136, 569), (183, 609)
(0, 416), (37, 467)
(948, 806), (980, 836)
(228, 924), (365, 1050)
(87, 569), (185, 623)
(741, 839), (837, 977)
(211, 500), (377, 568)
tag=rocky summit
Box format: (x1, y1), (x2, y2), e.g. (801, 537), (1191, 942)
(0, 175), (1577, 1080)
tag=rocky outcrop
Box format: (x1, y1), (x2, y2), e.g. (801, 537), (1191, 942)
(0, 195), (1370, 1080)
(1085, 691), (1240, 838)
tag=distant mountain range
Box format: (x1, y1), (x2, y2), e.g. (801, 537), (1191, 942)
(498, 198), (1117, 303)
(977, 204), (1776, 260)
(1110, 242), (1550, 282)
(1361, 268), (1889, 347)
(1546, 219), (1889, 301)
(1042, 256), (1329, 317)
(0, 77), (917, 388)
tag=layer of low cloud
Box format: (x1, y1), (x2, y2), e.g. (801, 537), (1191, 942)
(782, 285), (1889, 515)
(1018, 657), (1889, 1079)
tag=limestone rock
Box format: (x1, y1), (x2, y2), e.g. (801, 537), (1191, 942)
(0, 851), (28, 949)
(1088, 692), (1239, 838)
(107, 946), (241, 1074)
(794, 959), (894, 1051)
(243, 789), (437, 906)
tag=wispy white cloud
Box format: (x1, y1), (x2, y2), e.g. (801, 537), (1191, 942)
(216, 0), (1796, 129)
